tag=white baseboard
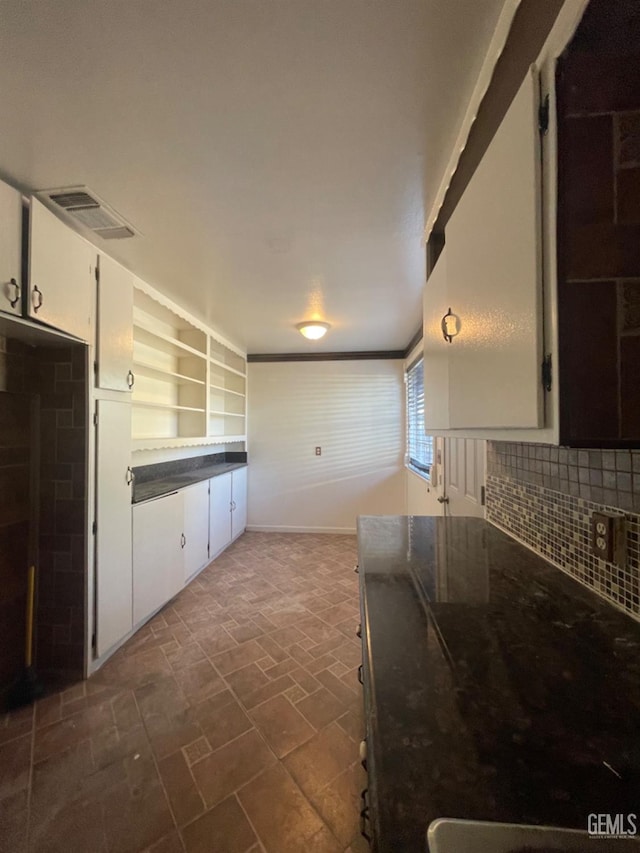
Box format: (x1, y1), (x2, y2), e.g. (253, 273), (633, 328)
(246, 524), (356, 535)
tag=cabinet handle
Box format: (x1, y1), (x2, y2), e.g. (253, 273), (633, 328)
(125, 467), (135, 486)
(354, 564), (359, 574)
(356, 624), (362, 639)
(32, 285), (43, 312)
(437, 495), (449, 504)
(230, 500), (236, 511)
(357, 664), (364, 686)
(180, 533), (186, 549)
(8, 278), (20, 308)
(360, 789), (372, 843)
(359, 739), (368, 771)
(127, 370), (135, 389)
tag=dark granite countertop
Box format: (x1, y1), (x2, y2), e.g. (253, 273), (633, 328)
(132, 453), (247, 503)
(357, 515), (640, 853)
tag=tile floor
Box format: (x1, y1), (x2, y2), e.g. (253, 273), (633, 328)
(0, 532), (370, 853)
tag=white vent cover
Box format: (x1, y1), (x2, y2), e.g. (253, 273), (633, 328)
(37, 186), (138, 240)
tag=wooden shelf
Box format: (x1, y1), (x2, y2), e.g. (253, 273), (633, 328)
(134, 320), (207, 360)
(132, 281), (247, 451)
(209, 356), (246, 378)
(209, 383), (245, 398)
(132, 435), (237, 451)
(134, 360), (205, 386)
(132, 400), (205, 413)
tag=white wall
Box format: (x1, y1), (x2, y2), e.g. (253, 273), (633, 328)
(406, 467), (441, 516)
(247, 360), (406, 533)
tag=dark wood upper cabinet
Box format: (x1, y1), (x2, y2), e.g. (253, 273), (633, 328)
(557, 0), (640, 446)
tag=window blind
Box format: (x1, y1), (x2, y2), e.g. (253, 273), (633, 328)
(406, 357), (433, 475)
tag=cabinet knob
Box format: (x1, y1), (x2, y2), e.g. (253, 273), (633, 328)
(127, 370), (135, 389)
(32, 285), (43, 312)
(8, 278), (20, 308)
(437, 495), (449, 504)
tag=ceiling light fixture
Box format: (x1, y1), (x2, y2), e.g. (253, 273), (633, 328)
(297, 321), (331, 340)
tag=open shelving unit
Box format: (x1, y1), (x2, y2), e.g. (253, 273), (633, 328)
(131, 282), (247, 450)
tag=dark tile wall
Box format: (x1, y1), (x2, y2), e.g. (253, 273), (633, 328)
(557, 0), (640, 443)
(0, 335), (87, 679)
(486, 441), (640, 619)
(36, 346), (87, 676)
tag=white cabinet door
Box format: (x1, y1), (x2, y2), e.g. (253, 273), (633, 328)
(133, 491), (184, 625)
(97, 253), (133, 392)
(95, 400), (133, 657)
(209, 472), (232, 558)
(0, 180), (23, 317)
(423, 248), (451, 431)
(445, 68), (542, 429)
(231, 467), (247, 541)
(28, 199), (92, 341)
(443, 437), (486, 518)
(183, 480), (210, 580)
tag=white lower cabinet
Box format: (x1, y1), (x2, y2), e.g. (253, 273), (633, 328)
(231, 467), (247, 540)
(209, 471), (233, 558)
(95, 400), (133, 657)
(182, 480), (211, 580)
(209, 468), (247, 558)
(133, 491), (184, 625)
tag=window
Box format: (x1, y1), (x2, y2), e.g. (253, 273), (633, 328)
(406, 356), (433, 476)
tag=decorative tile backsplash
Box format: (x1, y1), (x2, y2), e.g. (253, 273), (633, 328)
(486, 442), (640, 619)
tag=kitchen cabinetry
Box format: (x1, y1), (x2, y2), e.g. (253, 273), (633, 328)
(231, 466), (247, 540)
(423, 68), (543, 433)
(209, 338), (247, 441)
(132, 283), (207, 446)
(0, 179), (23, 317)
(95, 399), (133, 656)
(209, 472), (232, 558)
(182, 480), (211, 580)
(28, 198), (92, 341)
(208, 467), (247, 558)
(131, 280), (247, 451)
(96, 253), (134, 392)
(133, 491), (184, 625)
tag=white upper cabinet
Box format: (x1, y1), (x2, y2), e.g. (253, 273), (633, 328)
(96, 253), (134, 392)
(28, 199), (92, 341)
(423, 248), (451, 431)
(0, 180), (23, 317)
(425, 68), (543, 432)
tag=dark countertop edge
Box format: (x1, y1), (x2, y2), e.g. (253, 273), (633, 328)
(132, 462), (247, 504)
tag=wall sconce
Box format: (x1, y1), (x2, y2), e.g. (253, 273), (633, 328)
(441, 308), (461, 343)
(297, 321), (331, 340)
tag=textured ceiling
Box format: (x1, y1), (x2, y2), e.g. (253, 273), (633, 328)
(0, 0), (506, 352)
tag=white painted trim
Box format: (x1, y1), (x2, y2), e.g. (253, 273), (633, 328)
(423, 0), (522, 242)
(246, 525), (356, 535)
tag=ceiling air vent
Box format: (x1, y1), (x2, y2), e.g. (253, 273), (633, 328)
(38, 186), (138, 240)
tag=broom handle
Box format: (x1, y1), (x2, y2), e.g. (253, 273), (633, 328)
(25, 565), (35, 668)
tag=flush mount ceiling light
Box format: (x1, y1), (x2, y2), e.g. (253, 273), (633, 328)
(297, 321), (331, 340)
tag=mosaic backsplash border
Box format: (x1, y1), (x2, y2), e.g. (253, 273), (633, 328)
(486, 473), (640, 619)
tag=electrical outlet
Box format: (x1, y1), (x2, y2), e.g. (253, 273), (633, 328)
(315, 446), (321, 456)
(591, 512), (626, 565)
